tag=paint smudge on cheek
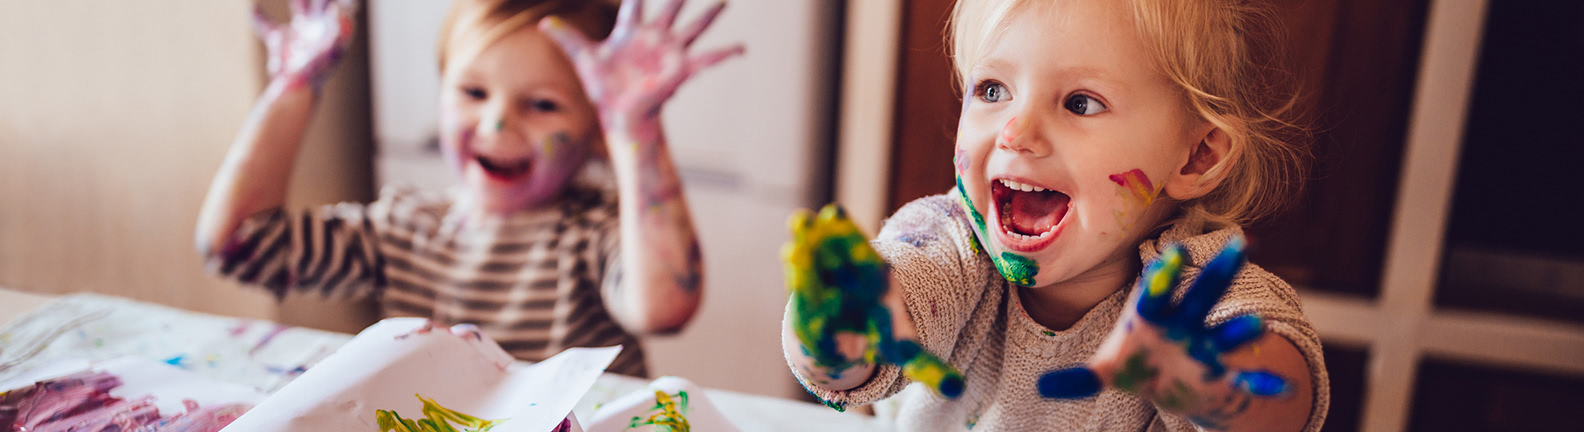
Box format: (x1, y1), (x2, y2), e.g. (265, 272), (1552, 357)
(954, 147), (970, 174)
(1108, 169), (1162, 233)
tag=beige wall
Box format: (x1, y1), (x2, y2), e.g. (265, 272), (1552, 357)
(0, 1), (377, 332)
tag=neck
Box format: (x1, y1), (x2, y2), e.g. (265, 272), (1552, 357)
(1017, 249), (1140, 331)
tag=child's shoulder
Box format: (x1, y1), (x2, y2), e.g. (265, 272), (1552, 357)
(1142, 220), (1304, 313)
(878, 194), (973, 244)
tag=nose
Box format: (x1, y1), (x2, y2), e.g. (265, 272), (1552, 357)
(475, 101), (524, 144)
(995, 113), (1052, 157)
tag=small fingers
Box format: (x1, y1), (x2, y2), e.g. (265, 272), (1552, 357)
(1176, 236), (1246, 325)
(1038, 366), (1104, 399)
(1231, 370), (1289, 397)
(1208, 314), (1264, 353)
(538, 16), (595, 59)
(678, 2), (727, 47)
(657, 0), (688, 29)
(612, 0), (647, 41)
(1136, 245), (1185, 322)
(891, 339), (966, 399)
(686, 44), (746, 74)
(251, 5), (277, 39)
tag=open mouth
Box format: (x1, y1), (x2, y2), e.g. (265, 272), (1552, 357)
(989, 178), (1071, 251)
(475, 154), (531, 181)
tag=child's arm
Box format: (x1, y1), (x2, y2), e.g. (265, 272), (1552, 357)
(780, 206), (964, 404)
(1039, 239), (1315, 432)
(538, 0), (742, 334)
(195, 0), (356, 258)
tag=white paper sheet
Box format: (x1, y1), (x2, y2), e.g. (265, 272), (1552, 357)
(222, 317), (620, 432)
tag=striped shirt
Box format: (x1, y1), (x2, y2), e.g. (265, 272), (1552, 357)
(208, 185), (647, 376)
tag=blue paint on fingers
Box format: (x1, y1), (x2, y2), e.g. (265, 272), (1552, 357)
(1037, 367), (1103, 399)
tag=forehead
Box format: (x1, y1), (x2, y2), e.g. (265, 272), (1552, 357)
(978, 0), (1155, 83)
(446, 26), (577, 85)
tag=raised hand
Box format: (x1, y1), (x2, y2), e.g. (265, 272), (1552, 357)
(783, 204), (965, 400)
(538, 0), (744, 140)
(1037, 238), (1290, 429)
(251, 0), (358, 93)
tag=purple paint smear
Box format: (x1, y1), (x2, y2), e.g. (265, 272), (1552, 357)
(0, 371), (250, 432)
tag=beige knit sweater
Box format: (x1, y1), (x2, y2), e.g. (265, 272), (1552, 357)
(787, 194), (1329, 431)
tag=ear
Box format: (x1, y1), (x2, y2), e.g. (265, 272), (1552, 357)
(1163, 126), (1234, 200)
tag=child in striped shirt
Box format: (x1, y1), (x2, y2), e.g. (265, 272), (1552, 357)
(195, 0), (741, 376)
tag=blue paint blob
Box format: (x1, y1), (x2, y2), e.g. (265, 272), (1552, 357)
(1210, 315), (1264, 352)
(163, 354), (187, 368)
(940, 375), (966, 399)
(1037, 367), (1102, 399)
(1234, 370), (1289, 396)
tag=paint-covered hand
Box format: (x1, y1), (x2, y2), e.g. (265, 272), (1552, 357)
(538, 0), (744, 141)
(251, 0), (358, 93)
(1037, 238), (1290, 428)
(782, 204), (965, 399)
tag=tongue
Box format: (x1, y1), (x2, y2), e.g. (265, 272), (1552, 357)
(1008, 191), (1068, 235)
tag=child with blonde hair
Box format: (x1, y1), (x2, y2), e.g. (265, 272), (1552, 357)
(197, 0), (741, 377)
(783, 0), (1326, 430)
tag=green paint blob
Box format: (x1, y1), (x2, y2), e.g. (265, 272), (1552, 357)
(1113, 350), (1159, 393)
(376, 394), (506, 432)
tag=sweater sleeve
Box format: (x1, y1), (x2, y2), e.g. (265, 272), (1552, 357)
(204, 186), (406, 302)
(788, 194), (999, 410)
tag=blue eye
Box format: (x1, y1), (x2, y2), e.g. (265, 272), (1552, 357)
(976, 81), (1010, 103)
(1064, 93), (1107, 115)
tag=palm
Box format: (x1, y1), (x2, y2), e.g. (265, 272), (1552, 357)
(1038, 238), (1290, 428)
(540, 0), (743, 131)
(783, 205), (964, 400)
(253, 0), (358, 91)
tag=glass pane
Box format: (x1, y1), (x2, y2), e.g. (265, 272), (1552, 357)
(1319, 342), (1369, 432)
(1409, 356), (1584, 431)
(1437, 0), (1584, 323)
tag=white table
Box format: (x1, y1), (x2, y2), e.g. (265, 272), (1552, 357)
(0, 291), (886, 431)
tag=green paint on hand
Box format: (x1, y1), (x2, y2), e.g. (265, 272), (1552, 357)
(376, 394), (506, 432)
(783, 204), (966, 400)
(1112, 350), (1159, 393)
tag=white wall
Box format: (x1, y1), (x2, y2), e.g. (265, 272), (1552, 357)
(0, 0), (377, 332)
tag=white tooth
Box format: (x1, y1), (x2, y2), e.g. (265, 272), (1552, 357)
(1031, 186), (1046, 192)
(1000, 179), (1015, 189)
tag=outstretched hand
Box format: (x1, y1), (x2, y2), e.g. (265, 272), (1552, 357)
(782, 205), (964, 401)
(251, 0), (359, 93)
(1037, 238), (1290, 429)
(538, 0), (744, 140)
